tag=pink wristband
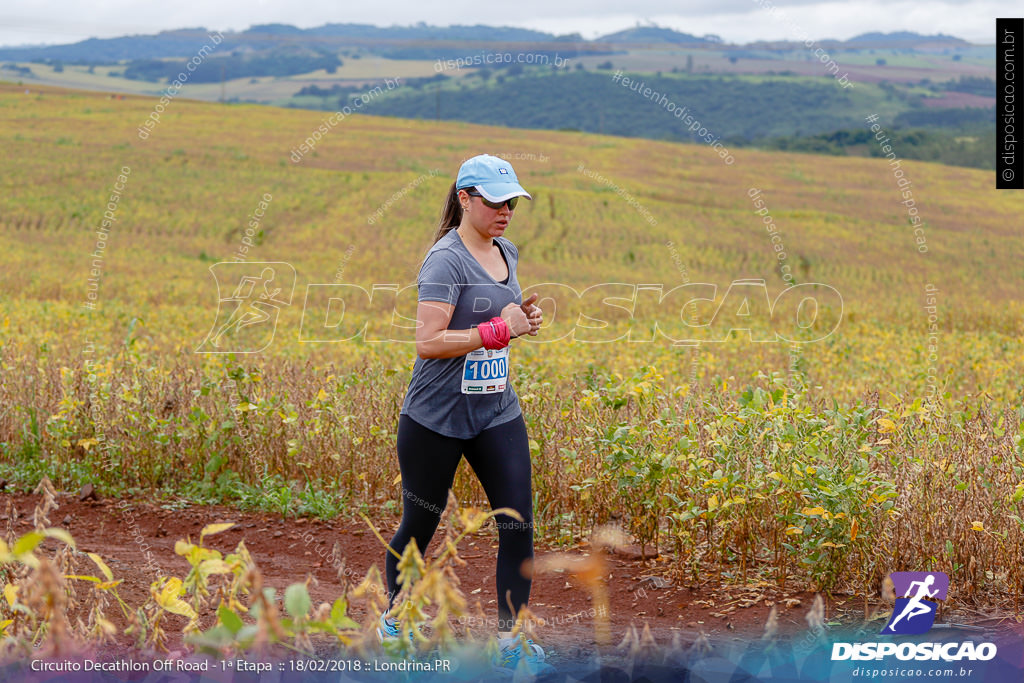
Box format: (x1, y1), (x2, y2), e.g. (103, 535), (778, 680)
(491, 316), (511, 347)
(479, 316), (510, 349)
(478, 320), (496, 349)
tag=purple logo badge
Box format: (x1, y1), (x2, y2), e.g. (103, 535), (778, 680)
(882, 572), (948, 635)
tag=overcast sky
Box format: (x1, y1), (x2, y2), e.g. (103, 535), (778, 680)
(0, 0), (1004, 48)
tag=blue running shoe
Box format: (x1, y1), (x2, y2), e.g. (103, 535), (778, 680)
(376, 613), (415, 647)
(496, 636), (546, 670)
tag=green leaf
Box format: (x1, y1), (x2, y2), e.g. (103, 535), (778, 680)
(200, 522), (235, 542)
(284, 583), (311, 619)
(330, 596), (347, 624)
(87, 552), (114, 581)
(218, 605), (244, 635)
(330, 597), (359, 629)
(235, 624), (259, 646)
(42, 528), (75, 548)
(205, 454), (226, 474)
(185, 625), (233, 651)
(12, 531), (44, 556)
(64, 574), (102, 583)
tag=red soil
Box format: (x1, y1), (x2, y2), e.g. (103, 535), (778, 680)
(0, 489), (960, 664)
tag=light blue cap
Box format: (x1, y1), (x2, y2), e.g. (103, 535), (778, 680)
(456, 154), (533, 203)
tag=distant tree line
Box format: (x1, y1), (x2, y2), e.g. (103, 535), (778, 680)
(122, 49), (342, 84)
(939, 76), (995, 97)
(894, 107), (991, 128)
(2, 63), (32, 76)
(340, 70), (866, 142)
(759, 122), (995, 169)
(290, 69), (994, 170)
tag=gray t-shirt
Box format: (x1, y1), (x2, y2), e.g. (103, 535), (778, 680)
(400, 229), (523, 438)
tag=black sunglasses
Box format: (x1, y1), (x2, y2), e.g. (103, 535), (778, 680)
(464, 190), (518, 211)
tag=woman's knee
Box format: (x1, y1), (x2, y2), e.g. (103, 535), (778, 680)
(493, 513), (533, 540)
(392, 512), (443, 552)
(401, 486), (449, 519)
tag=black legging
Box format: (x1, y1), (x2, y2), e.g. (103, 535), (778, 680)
(385, 413), (534, 632)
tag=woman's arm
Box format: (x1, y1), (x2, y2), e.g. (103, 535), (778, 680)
(415, 299), (534, 359)
(415, 300), (483, 359)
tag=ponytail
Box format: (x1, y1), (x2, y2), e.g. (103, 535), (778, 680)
(431, 181), (463, 246)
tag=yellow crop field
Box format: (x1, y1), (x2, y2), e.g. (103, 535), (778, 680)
(1, 81), (1024, 662)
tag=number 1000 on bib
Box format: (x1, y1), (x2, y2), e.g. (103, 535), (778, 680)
(461, 347), (509, 394)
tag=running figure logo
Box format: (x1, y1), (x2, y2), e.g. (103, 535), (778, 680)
(196, 262), (295, 353)
(882, 571), (949, 635)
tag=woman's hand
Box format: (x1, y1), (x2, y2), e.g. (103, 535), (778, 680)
(501, 298), (532, 337)
(521, 294), (543, 336)
(502, 293), (542, 338)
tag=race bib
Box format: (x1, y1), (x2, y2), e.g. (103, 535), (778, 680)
(461, 347), (509, 394)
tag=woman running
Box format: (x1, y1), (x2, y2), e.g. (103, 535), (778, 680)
(378, 154), (545, 669)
